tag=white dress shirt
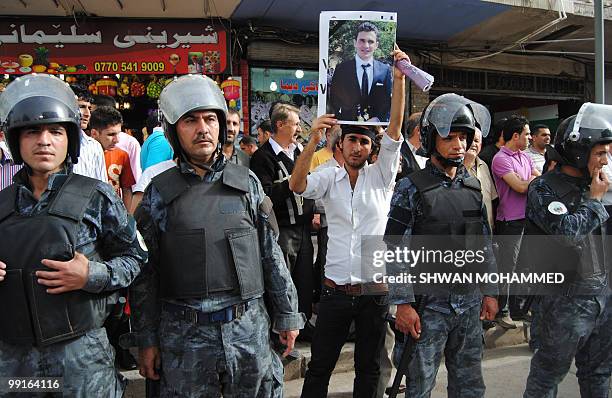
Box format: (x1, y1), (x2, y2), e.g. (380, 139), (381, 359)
(133, 159), (176, 193)
(300, 133), (403, 284)
(355, 55), (374, 94)
(73, 131), (107, 182)
(269, 136), (298, 161)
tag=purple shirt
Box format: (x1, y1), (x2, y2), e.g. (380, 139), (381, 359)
(491, 146), (534, 221)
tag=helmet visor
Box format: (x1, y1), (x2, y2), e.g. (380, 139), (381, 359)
(422, 93), (491, 138)
(0, 74), (79, 124)
(572, 103), (612, 141)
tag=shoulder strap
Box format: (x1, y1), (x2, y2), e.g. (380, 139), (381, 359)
(0, 185), (18, 223)
(408, 168), (442, 193)
(47, 174), (98, 222)
(462, 175), (482, 192)
(223, 163), (250, 193)
(151, 166), (190, 205)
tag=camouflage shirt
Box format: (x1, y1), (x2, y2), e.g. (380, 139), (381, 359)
(131, 156), (305, 348)
(385, 161), (498, 314)
(526, 168), (608, 290)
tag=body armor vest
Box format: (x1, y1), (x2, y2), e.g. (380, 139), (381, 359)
(151, 163), (264, 300)
(523, 171), (605, 284)
(0, 174), (108, 346)
(409, 168), (486, 293)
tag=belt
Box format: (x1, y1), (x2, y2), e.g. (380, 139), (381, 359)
(323, 278), (387, 296)
(162, 300), (253, 325)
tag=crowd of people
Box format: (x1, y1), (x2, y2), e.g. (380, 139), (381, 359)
(0, 44), (610, 398)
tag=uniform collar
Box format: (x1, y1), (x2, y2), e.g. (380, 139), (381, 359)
(424, 160), (469, 182)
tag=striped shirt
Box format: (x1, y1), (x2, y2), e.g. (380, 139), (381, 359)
(0, 142), (22, 191)
(73, 131), (108, 182)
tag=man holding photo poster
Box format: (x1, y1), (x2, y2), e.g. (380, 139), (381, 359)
(290, 46), (408, 398)
(328, 21), (393, 123)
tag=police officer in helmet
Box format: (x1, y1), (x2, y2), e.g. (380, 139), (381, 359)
(523, 103), (612, 397)
(130, 74), (304, 396)
(385, 93), (499, 397)
(0, 74), (146, 396)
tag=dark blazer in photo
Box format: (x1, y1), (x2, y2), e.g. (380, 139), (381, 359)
(328, 58), (392, 122)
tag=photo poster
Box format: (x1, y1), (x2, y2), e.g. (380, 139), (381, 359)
(318, 11), (397, 126)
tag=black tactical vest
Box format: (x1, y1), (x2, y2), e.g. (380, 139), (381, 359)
(523, 172), (605, 283)
(151, 163), (265, 300)
(0, 174), (109, 347)
(409, 168), (486, 292)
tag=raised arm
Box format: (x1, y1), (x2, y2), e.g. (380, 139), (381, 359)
(386, 46), (408, 141)
(289, 115), (337, 194)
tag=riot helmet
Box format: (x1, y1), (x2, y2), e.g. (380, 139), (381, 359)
(554, 103), (612, 172)
(0, 74), (81, 165)
(158, 75), (228, 162)
(420, 93), (491, 167)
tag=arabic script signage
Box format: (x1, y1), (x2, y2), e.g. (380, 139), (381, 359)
(278, 78), (318, 96)
(0, 18), (230, 75)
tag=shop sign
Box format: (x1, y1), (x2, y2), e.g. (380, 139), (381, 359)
(0, 18), (230, 75)
(278, 78), (318, 96)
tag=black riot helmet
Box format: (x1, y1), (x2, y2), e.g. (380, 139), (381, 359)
(419, 93), (491, 167)
(0, 74), (81, 165)
(554, 103), (612, 173)
(158, 74), (228, 164)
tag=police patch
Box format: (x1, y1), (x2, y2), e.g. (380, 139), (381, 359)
(136, 230), (148, 252)
(548, 201), (568, 215)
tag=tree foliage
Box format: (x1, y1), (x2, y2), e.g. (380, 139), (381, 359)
(328, 20), (396, 68)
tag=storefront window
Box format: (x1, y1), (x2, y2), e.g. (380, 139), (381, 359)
(249, 67), (318, 136)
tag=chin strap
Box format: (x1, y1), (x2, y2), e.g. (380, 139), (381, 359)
(434, 152), (464, 168)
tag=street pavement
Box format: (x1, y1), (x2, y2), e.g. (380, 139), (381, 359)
(283, 344), (595, 397)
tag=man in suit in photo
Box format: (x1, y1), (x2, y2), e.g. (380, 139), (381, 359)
(328, 21), (393, 123)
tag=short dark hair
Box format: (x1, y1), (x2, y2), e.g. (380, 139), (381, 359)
(227, 108), (241, 119)
(258, 119), (272, 133)
(240, 135), (257, 146)
(503, 115), (529, 142)
(403, 112), (422, 139)
(90, 106), (123, 131)
(146, 111), (161, 135)
(531, 124), (550, 136)
(93, 95), (117, 108)
(356, 21), (379, 41)
(70, 84), (93, 102)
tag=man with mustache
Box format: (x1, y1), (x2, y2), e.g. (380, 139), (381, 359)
(384, 93), (499, 397)
(130, 75), (304, 396)
(0, 74), (146, 397)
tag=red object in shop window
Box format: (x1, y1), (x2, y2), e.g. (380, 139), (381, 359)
(221, 79), (240, 101)
(96, 78), (118, 97)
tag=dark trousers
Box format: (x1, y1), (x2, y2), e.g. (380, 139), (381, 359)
(278, 224), (314, 320)
(301, 286), (389, 398)
(313, 226), (329, 303)
(495, 219), (525, 317)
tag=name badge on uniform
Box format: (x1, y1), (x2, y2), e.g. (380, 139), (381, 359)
(548, 201), (568, 215)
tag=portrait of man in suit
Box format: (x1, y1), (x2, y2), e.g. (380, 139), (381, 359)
(328, 21), (393, 124)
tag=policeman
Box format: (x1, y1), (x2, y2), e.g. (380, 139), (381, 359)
(384, 93), (499, 397)
(523, 103), (612, 398)
(0, 74), (146, 397)
(130, 74), (304, 396)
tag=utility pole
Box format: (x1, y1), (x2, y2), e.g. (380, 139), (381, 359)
(594, 0), (605, 103)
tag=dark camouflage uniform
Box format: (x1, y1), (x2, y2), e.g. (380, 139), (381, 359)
(0, 168), (146, 397)
(523, 170), (612, 398)
(385, 161), (497, 398)
(131, 157), (305, 397)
